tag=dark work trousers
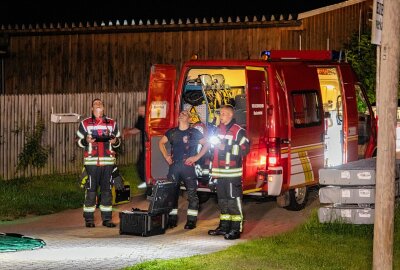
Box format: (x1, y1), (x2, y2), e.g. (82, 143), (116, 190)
(216, 177), (244, 232)
(136, 150), (145, 182)
(167, 161), (199, 223)
(83, 165), (113, 222)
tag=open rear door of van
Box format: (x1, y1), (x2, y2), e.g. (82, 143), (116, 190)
(145, 64), (176, 184)
(338, 64), (359, 163)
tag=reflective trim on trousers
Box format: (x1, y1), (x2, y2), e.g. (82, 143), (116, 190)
(220, 214), (231, 221)
(210, 172), (243, 178)
(170, 208), (178, 215)
(231, 215), (242, 222)
(99, 205), (112, 212)
(83, 205), (96, 213)
(236, 197), (243, 232)
(187, 209), (198, 217)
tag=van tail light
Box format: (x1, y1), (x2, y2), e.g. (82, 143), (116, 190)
(268, 137), (281, 167)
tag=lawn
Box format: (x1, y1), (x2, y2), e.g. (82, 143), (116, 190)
(126, 206), (400, 270)
(0, 164), (141, 221)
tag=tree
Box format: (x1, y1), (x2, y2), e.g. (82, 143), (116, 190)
(344, 30), (400, 111)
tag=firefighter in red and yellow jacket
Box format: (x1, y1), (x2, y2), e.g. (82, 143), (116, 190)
(76, 98), (121, 228)
(208, 105), (250, 240)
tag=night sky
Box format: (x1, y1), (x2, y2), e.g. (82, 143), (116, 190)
(0, 0), (347, 25)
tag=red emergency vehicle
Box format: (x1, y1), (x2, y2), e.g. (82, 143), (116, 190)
(144, 50), (376, 210)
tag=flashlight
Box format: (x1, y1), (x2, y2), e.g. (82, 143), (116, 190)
(209, 135), (221, 146)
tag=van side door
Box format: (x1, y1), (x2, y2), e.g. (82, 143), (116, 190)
(145, 64), (176, 183)
(282, 63), (324, 187)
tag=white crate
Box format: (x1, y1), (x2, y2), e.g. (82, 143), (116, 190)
(51, 113), (81, 123)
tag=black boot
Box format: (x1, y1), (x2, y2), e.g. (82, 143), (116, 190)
(184, 220), (196, 230)
(208, 227), (227, 236)
(85, 221), (95, 228)
(102, 220), (116, 228)
(224, 230), (241, 240)
(208, 220), (230, 236)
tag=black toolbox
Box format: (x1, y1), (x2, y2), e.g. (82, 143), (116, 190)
(119, 181), (177, 237)
(119, 210), (167, 236)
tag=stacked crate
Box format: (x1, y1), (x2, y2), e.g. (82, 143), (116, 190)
(318, 158), (400, 224)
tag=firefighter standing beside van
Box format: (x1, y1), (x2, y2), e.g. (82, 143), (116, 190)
(159, 110), (209, 230)
(208, 105), (250, 240)
(76, 98), (121, 228)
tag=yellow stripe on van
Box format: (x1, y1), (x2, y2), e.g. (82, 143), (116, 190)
(246, 66), (265, 71)
(347, 135), (358, 142)
(298, 151), (313, 182)
(281, 143), (324, 154)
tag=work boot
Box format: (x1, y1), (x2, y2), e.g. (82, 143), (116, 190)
(184, 220), (196, 230)
(168, 215), (178, 228)
(224, 230), (241, 240)
(85, 221), (95, 228)
(102, 220), (116, 228)
(208, 226), (228, 236)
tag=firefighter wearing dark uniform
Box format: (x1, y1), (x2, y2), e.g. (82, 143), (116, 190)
(208, 105), (250, 240)
(159, 110), (209, 230)
(76, 98), (121, 228)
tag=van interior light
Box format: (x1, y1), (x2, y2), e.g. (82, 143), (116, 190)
(259, 155), (267, 166)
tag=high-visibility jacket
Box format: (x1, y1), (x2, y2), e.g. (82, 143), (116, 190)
(210, 119), (250, 178)
(77, 115), (121, 166)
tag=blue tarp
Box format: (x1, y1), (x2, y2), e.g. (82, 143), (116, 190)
(0, 233), (46, 252)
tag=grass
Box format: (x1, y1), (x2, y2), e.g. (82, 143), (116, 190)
(126, 206), (400, 270)
(0, 164), (142, 221)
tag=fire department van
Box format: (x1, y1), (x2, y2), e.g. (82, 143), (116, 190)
(144, 50), (376, 210)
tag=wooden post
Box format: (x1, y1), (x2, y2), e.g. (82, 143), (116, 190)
(373, 0), (400, 269)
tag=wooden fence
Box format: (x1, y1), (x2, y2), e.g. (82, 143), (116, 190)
(0, 92), (145, 180)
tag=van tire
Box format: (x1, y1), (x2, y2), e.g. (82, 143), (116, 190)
(284, 187), (308, 211)
(197, 192), (211, 204)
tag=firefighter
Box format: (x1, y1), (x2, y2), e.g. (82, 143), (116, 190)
(76, 98), (121, 228)
(208, 105), (250, 240)
(159, 110), (209, 229)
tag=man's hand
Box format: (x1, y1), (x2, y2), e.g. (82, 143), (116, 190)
(184, 156), (198, 166)
(165, 155), (173, 165)
(109, 137), (117, 145)
(86, 135), (96, 144)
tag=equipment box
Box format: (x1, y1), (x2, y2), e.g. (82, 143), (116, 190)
(119, 210), (167, 237)
(119, 180), (176, 237)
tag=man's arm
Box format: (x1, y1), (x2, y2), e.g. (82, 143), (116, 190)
(122, 127), (141, 138)
(159, 135), (173, 165)
(110, 122), (121, 148)
(76, 122), (89, 148)
(238, 129), (250, 156)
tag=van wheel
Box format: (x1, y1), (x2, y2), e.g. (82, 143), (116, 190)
(284, 187), (308, 211)
(197, 192), (211, 204)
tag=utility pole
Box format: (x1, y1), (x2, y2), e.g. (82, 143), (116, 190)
(373, 0), (400, 269)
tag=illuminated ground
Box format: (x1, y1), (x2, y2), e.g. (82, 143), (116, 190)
(0, 192), (317, 269)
